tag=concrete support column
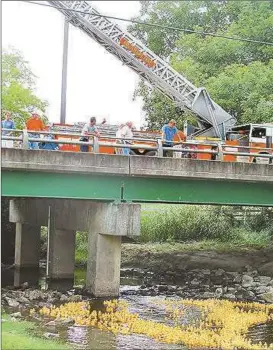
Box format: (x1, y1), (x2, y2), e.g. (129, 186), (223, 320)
(15, 223), (41, 268)
(86, 202), (140, 297)
(87, 233), (121, 297)
(1, 198), (15, 265)
(48, 226), (76, 280)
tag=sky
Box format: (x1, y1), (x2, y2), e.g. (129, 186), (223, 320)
(2, 1), (145, 127)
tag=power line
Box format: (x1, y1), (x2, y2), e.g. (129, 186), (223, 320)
(19, 0), (273, 46)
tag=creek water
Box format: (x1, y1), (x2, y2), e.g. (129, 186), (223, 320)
(2, 266), (273, 349)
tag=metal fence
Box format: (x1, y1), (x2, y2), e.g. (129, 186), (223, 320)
(1, 128), (273, 163)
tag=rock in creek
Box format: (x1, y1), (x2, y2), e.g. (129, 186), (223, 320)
(44, 332), (60, 339)
(223, 293), (236, 301)
(258, 276), (272, 285)
(255, 286), (272, 295)
(261, 292), (273, 303)
(10, 312), (22, 318)
(241, 275), (254, 288)
(5, 297), (20, 308)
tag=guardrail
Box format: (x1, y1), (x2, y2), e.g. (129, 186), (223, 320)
(1, 129), (272, 163)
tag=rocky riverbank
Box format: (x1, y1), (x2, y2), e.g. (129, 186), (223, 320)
(2, 266), (273, 314)
(121, 243), (273, 276)
(121, 267), (273, 303)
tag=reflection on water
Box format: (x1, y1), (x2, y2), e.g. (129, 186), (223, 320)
(2, 266), (74, 291)
(2, 266), (40, 288)
(64, 296), (188, 350)
(47, 279), (74, 292)
(248, 322), (273, 345)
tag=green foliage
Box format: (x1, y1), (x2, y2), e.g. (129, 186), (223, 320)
(139, 205), (273, 244)
(74, 205), (273, 265)
(2, 314), (70, 350)
(2, 48), (48, 128)
(133, 81), (195, 130)
(75, 231), (88, 265)
(201, 61), (273, 124)
(130, 1), (273, 127)
(244, 208), (273, 234)
(140, 205), (232, 242)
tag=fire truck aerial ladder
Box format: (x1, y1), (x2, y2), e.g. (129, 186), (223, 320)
(48, 1), (237, 140)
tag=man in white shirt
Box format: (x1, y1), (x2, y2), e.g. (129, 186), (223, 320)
(115, 121), (133, 155)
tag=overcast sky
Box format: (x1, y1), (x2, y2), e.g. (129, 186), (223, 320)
(2, 1), (145, 127)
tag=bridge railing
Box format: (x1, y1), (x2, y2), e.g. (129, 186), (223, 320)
(1, 128), (272, 163)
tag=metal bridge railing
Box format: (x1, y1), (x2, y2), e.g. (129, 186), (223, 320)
(1, 129), (272, 163)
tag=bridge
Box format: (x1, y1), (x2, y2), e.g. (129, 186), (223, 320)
(2, 148), (273, 297)
(2, 148), (273, 205)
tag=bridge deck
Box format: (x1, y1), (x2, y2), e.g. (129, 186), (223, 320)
(2, 149), (273, 206)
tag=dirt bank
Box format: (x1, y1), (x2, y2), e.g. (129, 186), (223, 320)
(121, 243), (273, 276)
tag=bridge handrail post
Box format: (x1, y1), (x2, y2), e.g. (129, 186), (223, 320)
(157, 139), (163, 157)
(93, 136), (99, 153)
(22, 129), (29, 150)
(217, 143), (224, 161)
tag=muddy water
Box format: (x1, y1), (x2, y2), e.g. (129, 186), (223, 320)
(2, 267), (273, 349)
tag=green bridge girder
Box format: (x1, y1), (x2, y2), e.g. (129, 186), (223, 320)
(2, 170), (273, 206)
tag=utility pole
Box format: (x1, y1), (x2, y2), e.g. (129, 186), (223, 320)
(60, 19), (69, 124)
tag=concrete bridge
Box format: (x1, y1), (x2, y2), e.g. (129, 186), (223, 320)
(2, 148), (273, 205)
(2, 148), (273, 297)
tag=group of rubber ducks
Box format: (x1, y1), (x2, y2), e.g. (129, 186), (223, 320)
(35, 298), (273, 349)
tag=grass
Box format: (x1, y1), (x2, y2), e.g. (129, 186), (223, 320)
(2, 314), (70, 350)
(74, 204), (273, 266)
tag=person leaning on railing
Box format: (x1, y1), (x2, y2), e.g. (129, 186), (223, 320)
(1, 111), (15, 148)
(39, 124), (59, 151)
(161, 119), (184, 157)
(79, 117), (100, 152)
(26, 113), (45, 150)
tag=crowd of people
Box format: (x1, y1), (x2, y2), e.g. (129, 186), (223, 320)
(1, 111), (185, 157)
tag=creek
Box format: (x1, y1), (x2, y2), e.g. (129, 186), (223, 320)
(2, 266), (273, 349)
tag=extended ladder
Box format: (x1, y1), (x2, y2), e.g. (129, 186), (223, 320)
(48, 1), (237, 139)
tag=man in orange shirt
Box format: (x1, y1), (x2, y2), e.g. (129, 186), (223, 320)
(26, 113), (44, 150)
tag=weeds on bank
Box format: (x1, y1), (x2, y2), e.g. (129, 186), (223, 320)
(140, 205), (273, 244)
(74, 205), (273, 265)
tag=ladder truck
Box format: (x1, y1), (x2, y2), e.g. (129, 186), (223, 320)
(48, 0), (237, 140)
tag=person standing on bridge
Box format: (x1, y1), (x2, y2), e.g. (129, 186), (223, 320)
(1, 111), (15, 148)
(26, 113), (45, 150)
(80, 117), (100, 152)
(162, 119), (183, 157)
(115, 121), (134, 155)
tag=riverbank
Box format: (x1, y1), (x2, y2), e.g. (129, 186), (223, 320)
(75, 242), (273, 276)
(2, 313), (70, 350)
(121, 242), (273, 275)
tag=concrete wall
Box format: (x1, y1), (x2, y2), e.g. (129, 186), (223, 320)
(2, 148), (273, 183)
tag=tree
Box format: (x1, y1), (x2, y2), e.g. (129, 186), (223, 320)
(2, 48), (48, 128)
(129, 1), (273, 127)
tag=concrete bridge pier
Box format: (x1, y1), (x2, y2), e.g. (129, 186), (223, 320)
(47, 213), (76, 281)
(10, 199), (46, 270)
(9, 199), (141, 296)
(9, 200), (42, 287)
(86, 203), (141, 297)
(14, 223), (41, 269)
